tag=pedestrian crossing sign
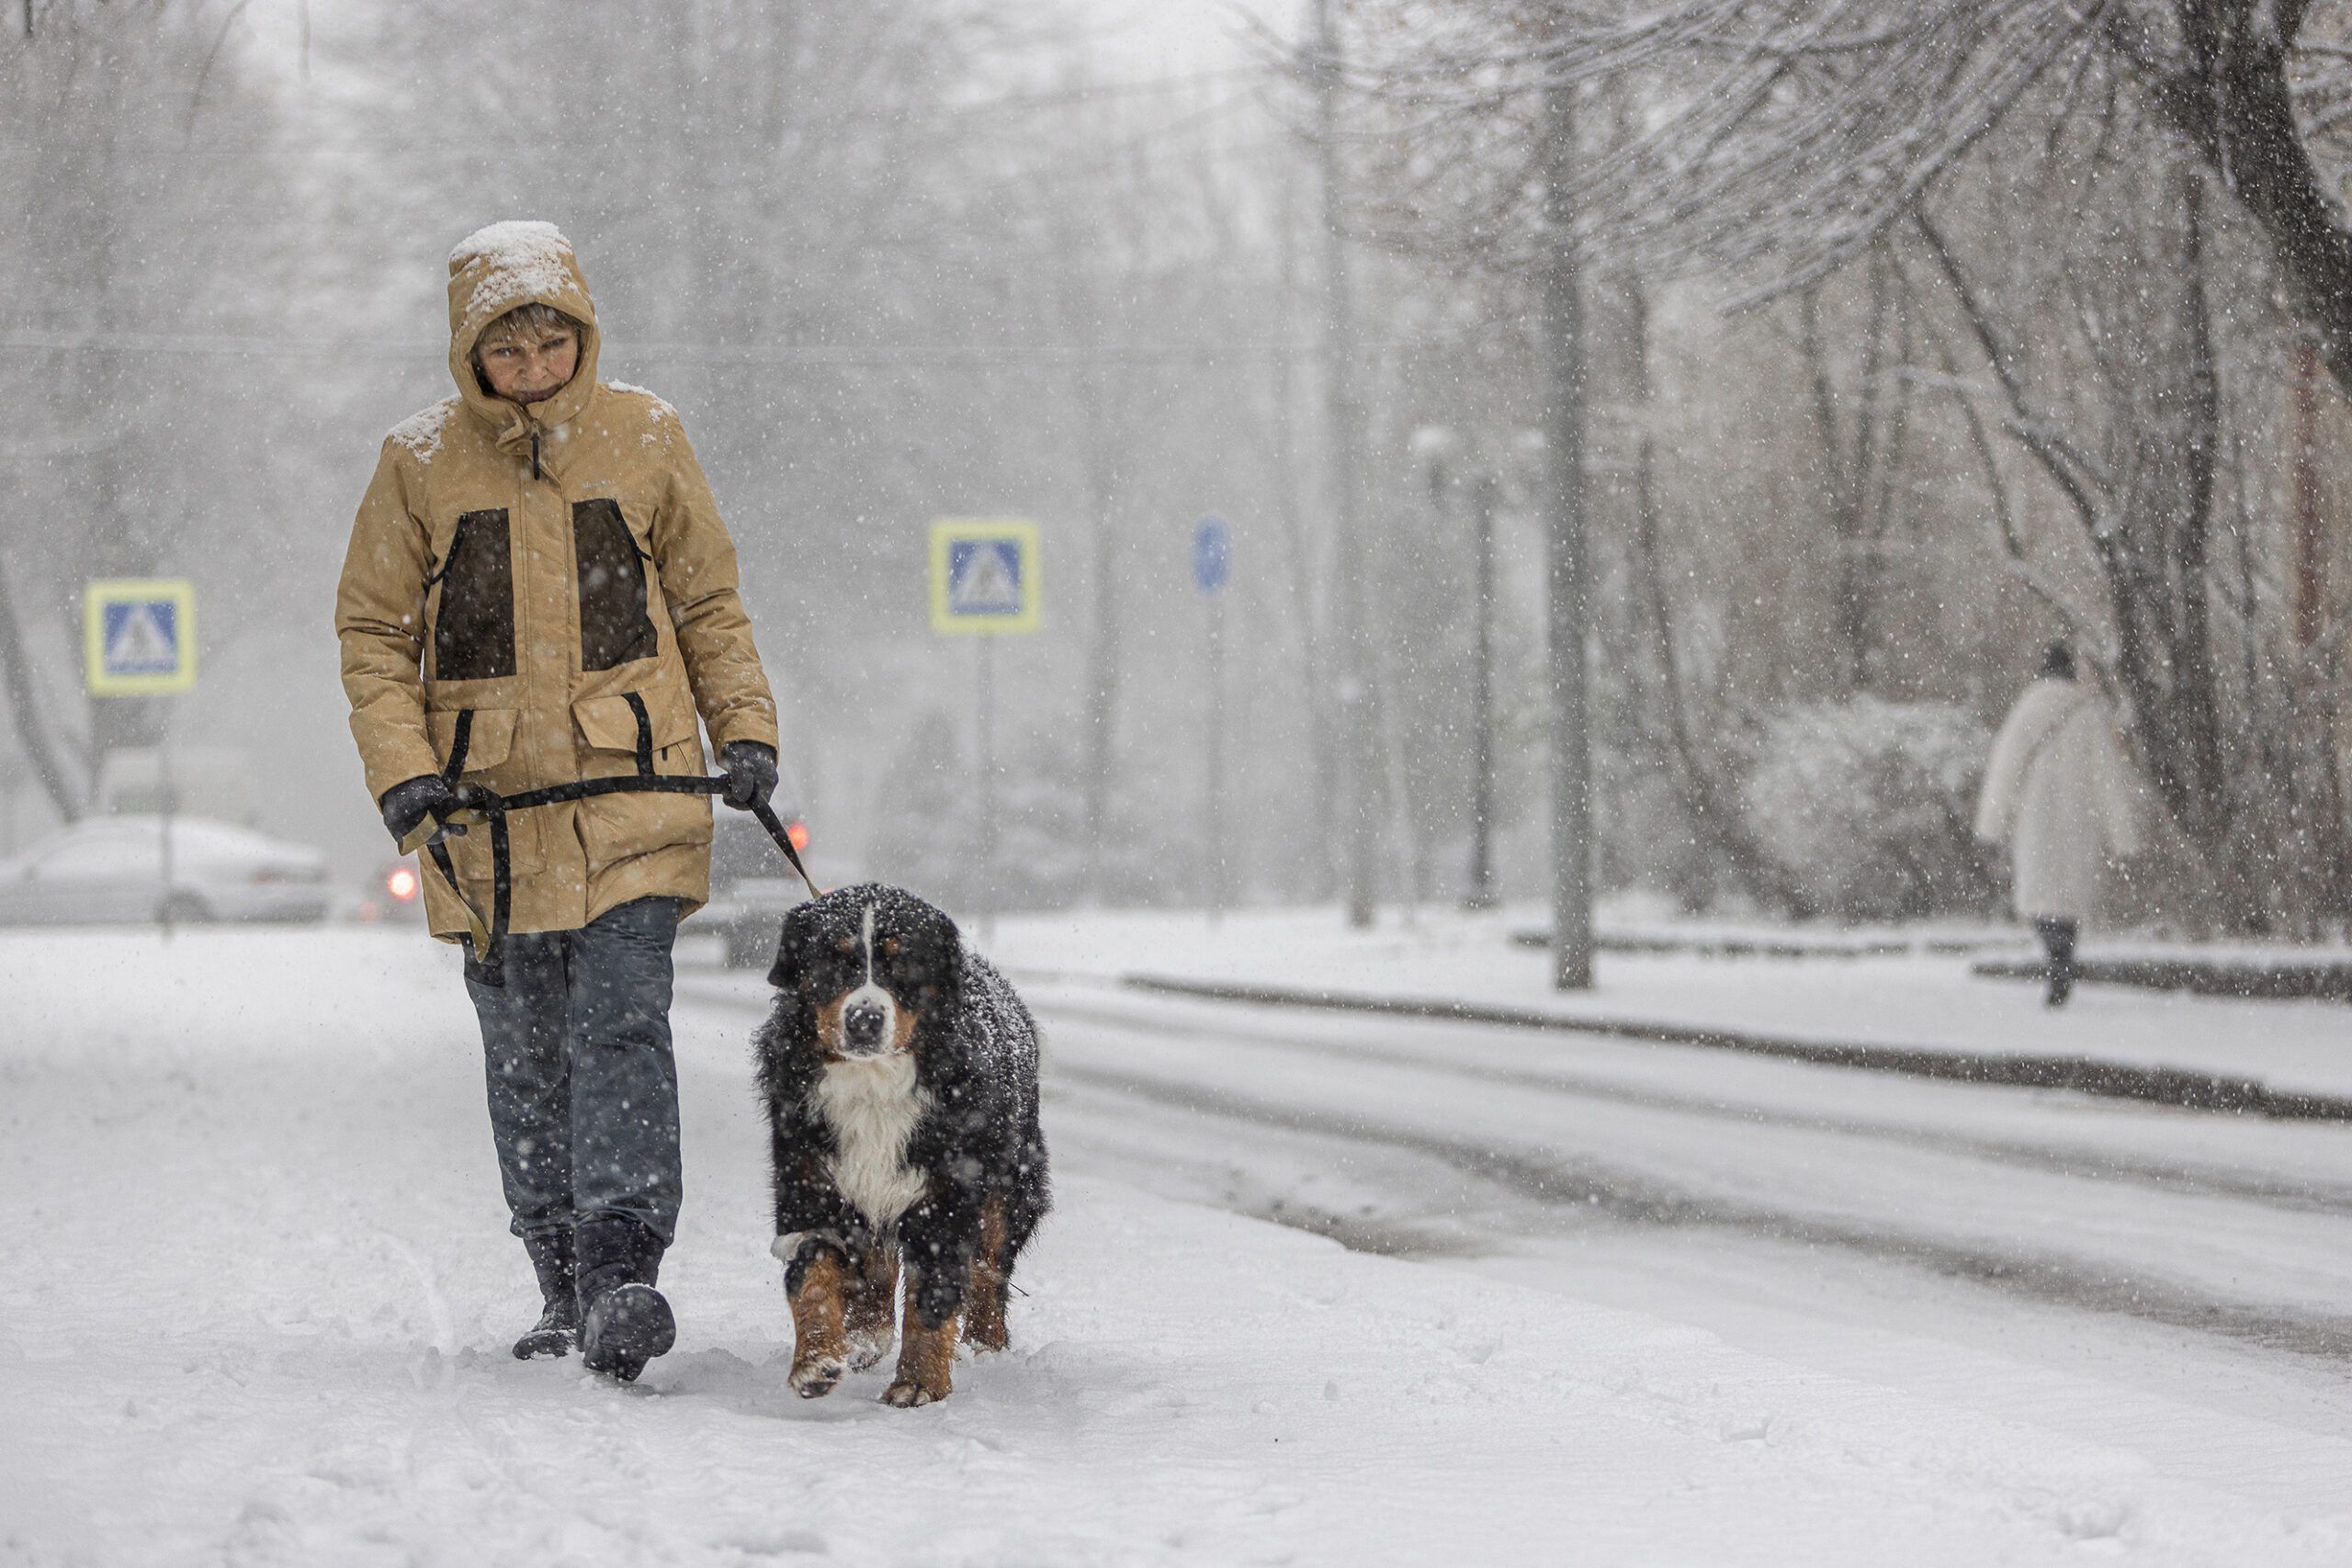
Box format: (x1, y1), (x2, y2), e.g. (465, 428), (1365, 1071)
(930, 520), (1040, 635)
(85, 580), (197, 694)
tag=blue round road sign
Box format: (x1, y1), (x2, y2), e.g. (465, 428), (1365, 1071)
(1192, 514), (1231, 594)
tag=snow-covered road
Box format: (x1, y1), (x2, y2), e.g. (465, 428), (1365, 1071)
(9, 927), (2352, 1564)
(989, 977), (2352, 1508)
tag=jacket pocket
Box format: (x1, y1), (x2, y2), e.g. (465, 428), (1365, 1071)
(574, 499), (659, 671)
(422, 706), (542, 880)
(426, 707), (517, 776)
(430, 510), (517, 682)
(573, 682), (703, 776)
(572, 682), (711, 873)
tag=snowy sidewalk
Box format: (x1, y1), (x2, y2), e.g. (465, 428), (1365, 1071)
(5, 926), (2348, 1564)
(986, 905), (2352, 1105)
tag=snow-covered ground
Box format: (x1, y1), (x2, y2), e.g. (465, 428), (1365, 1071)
(984, 902), (2352, 1098)
(9, 923), (2352, 1564)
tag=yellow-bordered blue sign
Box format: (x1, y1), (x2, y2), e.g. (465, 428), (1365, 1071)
(930, 520), (1040, 635)
(85, 579), (197, 694)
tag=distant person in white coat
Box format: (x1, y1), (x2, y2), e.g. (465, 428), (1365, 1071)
(1974, 644), (2145, 1007)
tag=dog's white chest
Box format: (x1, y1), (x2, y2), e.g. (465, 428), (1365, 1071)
(812, 1054), (931, 1225)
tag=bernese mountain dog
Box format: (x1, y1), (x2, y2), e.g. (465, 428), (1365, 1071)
(753, 885), (1050, 1407)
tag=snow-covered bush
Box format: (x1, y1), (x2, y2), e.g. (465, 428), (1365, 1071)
(1742, 698), (1999, 921)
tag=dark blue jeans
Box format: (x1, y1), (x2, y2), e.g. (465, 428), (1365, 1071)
(465, 896), (684, 1246)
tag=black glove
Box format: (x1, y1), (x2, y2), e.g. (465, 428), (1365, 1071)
(379, 774), (463, 849)
(719, 740), (778, 811)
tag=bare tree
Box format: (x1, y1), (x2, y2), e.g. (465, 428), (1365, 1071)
(1795, 246), (1916, 692)
(1613, 268), (1824, 916)
(1, 0), (285, 817)
(1342, 1), (2352, 401)
(1327, 0), (2352, 928)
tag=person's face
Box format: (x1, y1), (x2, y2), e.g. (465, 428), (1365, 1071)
(477, 325), (578, 404)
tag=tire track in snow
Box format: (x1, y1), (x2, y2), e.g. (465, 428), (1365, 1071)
(1033, 993), (2352, 1218)
(1043, 1054), (2352, 1365)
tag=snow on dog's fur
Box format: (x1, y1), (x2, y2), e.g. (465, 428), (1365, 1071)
(752, 884), (1050, 1406)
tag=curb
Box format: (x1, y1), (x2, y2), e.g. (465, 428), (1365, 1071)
(1511, 930), (2018, 960)
(1973, 956), (2352, 1004)
(1121, 974), (2352, 1122)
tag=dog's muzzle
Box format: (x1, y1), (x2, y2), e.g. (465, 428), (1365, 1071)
(842, 1001), (888, 1050)
(832, 979), (900, 1057)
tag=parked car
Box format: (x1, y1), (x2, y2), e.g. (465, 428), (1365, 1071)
(0, 816), (330, 926)
(700, 806), (814, 968)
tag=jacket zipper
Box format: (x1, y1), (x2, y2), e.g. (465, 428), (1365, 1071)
(530, 429), (542, 482)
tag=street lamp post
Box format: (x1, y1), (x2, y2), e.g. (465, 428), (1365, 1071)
(1464, 469), (1498, 910)
(1313, 0), (1377, 931)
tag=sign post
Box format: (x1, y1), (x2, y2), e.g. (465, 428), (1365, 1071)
(84, 579), (197, 939)
(1191, 515), (1232, 921)
(930, 521), (1040, 943)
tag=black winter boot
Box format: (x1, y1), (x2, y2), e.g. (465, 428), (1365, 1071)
(2035, 917), (2079, 1009)
(576, 1215), (674, 1382)
(513, 1231), (581, 1359)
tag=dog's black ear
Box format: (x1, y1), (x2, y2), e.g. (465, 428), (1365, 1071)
(766, 911), (803, 990)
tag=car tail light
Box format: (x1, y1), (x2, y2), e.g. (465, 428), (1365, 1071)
(787, 818), (811, 852)
(386, 866), (420, 902)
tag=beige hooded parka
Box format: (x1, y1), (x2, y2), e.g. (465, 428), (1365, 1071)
(336, 221), (778, 942)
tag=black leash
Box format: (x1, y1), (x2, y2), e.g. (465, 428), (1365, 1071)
(406, 706), (819, 987)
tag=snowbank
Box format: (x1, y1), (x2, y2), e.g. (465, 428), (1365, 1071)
(987, 903), (2352, 1100)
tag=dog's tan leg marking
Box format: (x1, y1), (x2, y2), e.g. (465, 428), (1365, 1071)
(963, 1199), (1011, 1354)
(882, 1270), (958, 1407)
(845, 1243), (899, 1371)
(788, 1249), (851, 1399)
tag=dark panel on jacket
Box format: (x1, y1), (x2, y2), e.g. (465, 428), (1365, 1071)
(574, 499), (658, 671)
(431, 509), (516, 682)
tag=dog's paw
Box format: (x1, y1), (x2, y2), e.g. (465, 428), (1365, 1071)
(789, 1356), (846, 1399)
(880, 1378), (945, 1408)
(846, 1325), (894, 1371)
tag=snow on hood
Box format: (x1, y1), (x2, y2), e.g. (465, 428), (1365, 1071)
(444, 220), (602, 446)
(448, 220), (582, 321)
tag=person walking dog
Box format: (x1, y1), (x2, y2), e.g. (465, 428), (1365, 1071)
(1974, 643), (2143, 1007)
(336, 221), (780, 1379)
